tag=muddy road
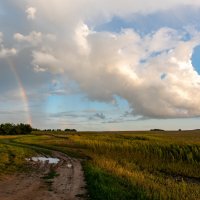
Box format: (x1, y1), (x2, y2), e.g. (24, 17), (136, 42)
(0, 151), (87, 200)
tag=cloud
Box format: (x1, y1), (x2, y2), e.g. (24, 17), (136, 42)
(0, 32), (17, 58)
(75, 22), (91, 55)
(26, 7), (36, 20)
(14, 31), (42, 45)
(30, 24), (200, 118)
(24, 0), (200, 25)
(93, 113), (106, 120)
(1, 0), (200, 125)
(33, 65), (46, 72)
(32, 51), (63, 74)
(0, 46), (17, 58)
(14, 31), (56, 47)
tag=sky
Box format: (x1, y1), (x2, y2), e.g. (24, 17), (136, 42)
(0, 0), (200, 131)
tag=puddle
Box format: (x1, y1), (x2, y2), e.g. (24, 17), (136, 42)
(26, 157), (60, 164)
(67, 163), (72, 168)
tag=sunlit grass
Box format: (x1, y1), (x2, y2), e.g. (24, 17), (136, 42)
(0, 137), (35, 175)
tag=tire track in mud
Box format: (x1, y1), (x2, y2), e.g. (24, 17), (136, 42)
(0, 141), (88, 200)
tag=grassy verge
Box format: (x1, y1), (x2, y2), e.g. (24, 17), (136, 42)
(0, 136), (52, 175)
(83, 162), (148, 200)
(0, 142), (35, 175)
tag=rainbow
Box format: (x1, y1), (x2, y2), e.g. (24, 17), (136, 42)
(7, 59), (32, 125)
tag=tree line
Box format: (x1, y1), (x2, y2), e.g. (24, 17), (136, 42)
(42, 128), (77, 132)
(0, 123), (32, 135)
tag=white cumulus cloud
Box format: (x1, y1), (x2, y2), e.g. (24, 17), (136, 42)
(26, 7), (36, 20)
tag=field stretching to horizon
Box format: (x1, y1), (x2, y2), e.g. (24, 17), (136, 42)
(0, 130), (200, 200)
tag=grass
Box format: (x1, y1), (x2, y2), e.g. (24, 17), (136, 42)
(83, 162), (148, 200)
(42, 169), (59, 180)
(0, 138), (35, 175)
(42, 169), (59, 191)
(0, 131), (200, 199)
(0, 135), (52, 175)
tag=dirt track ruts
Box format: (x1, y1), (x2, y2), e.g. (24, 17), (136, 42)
(0, 151), (87, 200)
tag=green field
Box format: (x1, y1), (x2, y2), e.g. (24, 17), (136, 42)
(0, 130), (200, 200)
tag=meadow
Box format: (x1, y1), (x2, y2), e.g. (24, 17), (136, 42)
(0, 130), (200, 200)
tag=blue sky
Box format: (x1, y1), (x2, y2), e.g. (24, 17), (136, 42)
(192, 45), (200, 74)
(0, 1), (200, 130)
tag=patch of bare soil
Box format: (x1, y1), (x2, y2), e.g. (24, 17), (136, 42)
(0, 151), (87, 200)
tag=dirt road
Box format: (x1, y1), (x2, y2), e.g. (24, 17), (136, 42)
(0, 151), (87, 200)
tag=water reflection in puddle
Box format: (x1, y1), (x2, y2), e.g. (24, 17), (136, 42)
(26, 157), (60, 164)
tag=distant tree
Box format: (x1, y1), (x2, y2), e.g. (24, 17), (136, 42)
(0, 123), (15, 135)
(32, 128), (40, 131)
(17, 123), (32, 134)
(0, 126), (4, 134)
(0, 123), (32, 135)
(64, 128), (77, 132)
(150, 129), (165, 131)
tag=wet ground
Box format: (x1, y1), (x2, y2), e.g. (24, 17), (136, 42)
(0, 151), (87, 200)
